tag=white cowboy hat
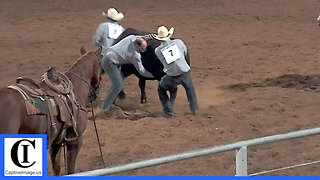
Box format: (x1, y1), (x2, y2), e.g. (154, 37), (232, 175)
(153, 26), (174, 41)
(102, 8), (124, 21)
(316, 14), (320, 26)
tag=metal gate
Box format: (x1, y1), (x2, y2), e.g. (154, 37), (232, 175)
(68, 127), (320, 176)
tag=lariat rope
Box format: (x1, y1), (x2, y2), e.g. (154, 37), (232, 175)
(91, 104), (106, 167)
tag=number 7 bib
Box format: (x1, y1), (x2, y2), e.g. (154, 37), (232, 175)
(161, 44), (181, 64)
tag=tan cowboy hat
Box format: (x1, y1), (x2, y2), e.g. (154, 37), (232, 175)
(153, 26), (174, 41)
(102, 8), (124, 21)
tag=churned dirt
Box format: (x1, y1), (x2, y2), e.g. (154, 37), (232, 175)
(1, 0), (320, 176)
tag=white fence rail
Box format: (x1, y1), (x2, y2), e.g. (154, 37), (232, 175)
(69, 127), (320, 176)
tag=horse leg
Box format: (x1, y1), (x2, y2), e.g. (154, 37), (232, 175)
(139, 78), (147, 104)
(50, 143), (62, 176)
(66, 136), (83, 175)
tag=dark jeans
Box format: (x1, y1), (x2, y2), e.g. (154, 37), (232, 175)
(158, 71), (198, 117)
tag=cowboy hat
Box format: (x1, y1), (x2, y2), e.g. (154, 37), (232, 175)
(153, 26), (174, 41)
(102, 8), (124, 21)
(317, 14), (320, 26)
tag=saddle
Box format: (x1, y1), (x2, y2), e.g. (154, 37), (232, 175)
(8, 67), (80, 143)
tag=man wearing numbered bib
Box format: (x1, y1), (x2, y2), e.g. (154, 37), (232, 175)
(154, 26), (199, 118)
(92, 8), (125, 57)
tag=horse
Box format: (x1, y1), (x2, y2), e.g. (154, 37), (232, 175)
(0, 47), (102, 175)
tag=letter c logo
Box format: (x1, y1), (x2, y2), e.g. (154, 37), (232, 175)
(10, 139), (36, 168)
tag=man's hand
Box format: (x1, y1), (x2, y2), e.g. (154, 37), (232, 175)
(143, 34), (154, 41)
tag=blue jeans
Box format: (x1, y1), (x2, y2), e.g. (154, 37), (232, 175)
(101, 56), (124, 110)
(158, 71), (198, 117)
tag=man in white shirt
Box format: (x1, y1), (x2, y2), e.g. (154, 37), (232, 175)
(154, 26), (198, 118)
(92, 8), (125, 57)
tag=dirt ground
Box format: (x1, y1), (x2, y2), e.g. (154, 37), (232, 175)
(1, 0), (320, 176)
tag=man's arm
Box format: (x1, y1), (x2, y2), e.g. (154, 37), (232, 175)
(143, 34), (154, 41)
(131, 54), (154, 78)
(176, 39), (190, 66)
(92, 24), (107, 46)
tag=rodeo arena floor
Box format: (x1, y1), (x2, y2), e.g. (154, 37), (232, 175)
(1, 0), (320, 176)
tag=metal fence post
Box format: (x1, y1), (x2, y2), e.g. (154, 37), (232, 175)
(236, 146), (247, 176)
